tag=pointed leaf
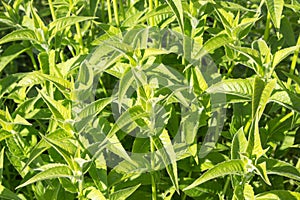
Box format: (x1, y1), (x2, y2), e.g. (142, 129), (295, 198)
(0, 185), (21, 200)
(109, 184), (140, 200)
(16, 164), (73, 189)
(153, 129), (179, 191)
(265, 0), (284, 29)
(49, 16), (96, 35)
(183, 159), (246, 190)
(256, 190), (300, 200)
(231, 128), (248, 159)
(0, 29), (38, 45)
(0, 44), (29, 73)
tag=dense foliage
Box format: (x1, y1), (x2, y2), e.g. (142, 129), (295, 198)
(0, 0), (300, 199)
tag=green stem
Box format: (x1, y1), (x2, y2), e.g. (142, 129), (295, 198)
(99, 77), (108, 97)
(222, 176), (230, 197)
(48, 0), (56, 21)
(226, 61), (235, 78)
(107, 0), (113, 23)
(150, 137), (157, 200)
(287, 35), (300, 88)
(148, 0), (154, 26)
(119, 0), (125, 20)
(182, 171), (192, 200)
(101, 0), (105, 22)
(27, 50), (38, 70)
(264, 12), (271, 41)
(75, 22), (84, 54)
(112, 0), (120, 26)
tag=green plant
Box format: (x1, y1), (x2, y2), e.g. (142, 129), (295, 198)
(0, 0), (299, 199)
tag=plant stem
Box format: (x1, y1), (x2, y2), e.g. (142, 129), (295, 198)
(150, 137), (157, 200)
(48, 0), (56, 21)
(112, 0), (120, 26)
(107, 0), (113, 23)
(222, 176), (230, 197)
(101, 0), (105, 22)
(148, 0), (154, 26)
(182, 171), (192, 200)
(287, 35), (300, 88)
(264, 12), (271, 41)
(119, 0), (125, 20)
(27, 50), (38, 70)
(75, 22), (84, 54)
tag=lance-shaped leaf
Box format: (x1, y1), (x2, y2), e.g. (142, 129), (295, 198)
(256, 190), (300, 200)
(231, 128), (248, 159)
(165, 0), (184, 33)
(153, 129), (179, 191)
(0, 185), (21, 200)
(265, 0), (284, 29)
(259, 158), (300, 181)
(183, 159), (246, 190)
(16, 164), (73, 189)
(0, 29), (38, 45)
(109, 184), (141, 200)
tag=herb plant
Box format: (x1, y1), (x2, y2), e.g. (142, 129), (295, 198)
(0, 0), (299, 199)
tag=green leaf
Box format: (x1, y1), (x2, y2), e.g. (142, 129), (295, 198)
(0, 74), (25, 98)
(183, 159), (246, 190)
(109, 184), (140, 200)
(153, 129), (179, 191)
(0, 148), (4, 184)
(165, 0), (184, 33)
(255, 162), (271, 186)
(243, 183), (255, 200)
(265, 0), (284, 29)
(270, 90), (300, 113)
(260, 158), (300, 181)
(246, 114), (266, 160)
(201, 33), (232, 55)
(107, 105), (148, 138)
(49, 16), (96, 36)
(0, 44), (29, 73)
(78, 97), (112, 118)
(231, 128), (248, 159)
(255, 190), (300, 200)
(252, 78), (276, 120)
(85, 186), (106, 200)
(16, 164), (73, 189)
(206, 78), (253, 100)
(0, 185), (21, 200)
(0, 29), (38, 45)
(39, 90), (71, 121)
(23, 129), (73, 171)
(272, 46), (300, 69)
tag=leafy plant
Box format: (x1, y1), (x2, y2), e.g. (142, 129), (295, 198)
(0, 0), (299, 199)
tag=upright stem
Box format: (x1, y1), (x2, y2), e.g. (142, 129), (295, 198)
(119, 0), (125, 20)
(75, 23), (84, 54)
(264, 12), (271, 41)
(101, 0), (105, 22)
(48, 0), (56, 21)
(107, 0), (113, 23)
(150, 137), (157, 200)
(27, 51), (38, 70)
(287, 35), (300, 88)
(148, 0), (154, 26)
(112, 0), (120, 26)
